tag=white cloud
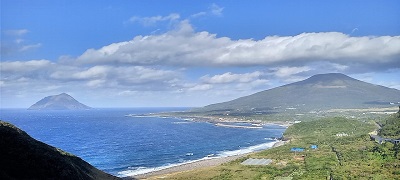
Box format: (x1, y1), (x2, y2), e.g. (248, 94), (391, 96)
(273, 66), (311, 78)
(87, 79), (107, 87)
(2, 29), (42, 55)
(187, 84), (213, 91)
(128, 13), (180, 26)
(351, 28), (359, 34)
(2, 22), (400, 108)
(19, 43), (42, 52)
(76, 21), (400, 71)
(201, 71), (263, 84)
(190, 12), (207, 18)
(185, 71), (269, 96)
(49, 65), (180, 89)
(4, 29), (29, 36)
(191, 3), (224, 18)
(15, 39), (24, 44)
(0, 60), (53, 73)
(210, 3), (224, 16)
(70, 66), (108, 80)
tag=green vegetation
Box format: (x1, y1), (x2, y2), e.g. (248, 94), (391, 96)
(379, 113), (400, 139)
(193, 73), (400, 115)
(165, 117), (400, 179)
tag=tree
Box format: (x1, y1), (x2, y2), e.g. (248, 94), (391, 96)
(397, 106), (400, 118)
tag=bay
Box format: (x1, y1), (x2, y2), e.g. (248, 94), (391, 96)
(0, 108), (285, 176)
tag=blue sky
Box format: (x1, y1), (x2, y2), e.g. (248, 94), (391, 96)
(1, 0), (400, 108)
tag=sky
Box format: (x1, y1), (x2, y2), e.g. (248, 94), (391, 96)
(1, 0), (400, 108)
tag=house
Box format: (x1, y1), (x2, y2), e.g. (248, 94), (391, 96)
(370, 134), (400, 144)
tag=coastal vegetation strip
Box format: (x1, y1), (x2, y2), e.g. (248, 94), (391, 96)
(153, 116), (400, 179)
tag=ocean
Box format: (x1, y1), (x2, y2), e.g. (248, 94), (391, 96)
(0, 108), (286, 177)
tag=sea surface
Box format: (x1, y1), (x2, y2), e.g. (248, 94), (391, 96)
(0, 108), (286, 177)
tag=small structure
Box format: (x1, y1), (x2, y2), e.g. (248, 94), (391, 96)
(290, 147), (305, 152)
(310, 145), (318, 149)
(291, 147), (305, 159)
(370, 134), (400, 144)
(241, 158), (272, 165)
(336, 132), (349, 137)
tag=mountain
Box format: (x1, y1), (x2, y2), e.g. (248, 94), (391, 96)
(0, 120), (119, 180)
(194, 73), (400, 114)
(28, 93), (91, 110)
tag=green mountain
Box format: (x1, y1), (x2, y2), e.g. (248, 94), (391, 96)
(28, 93), (91, 110)
(0, 120), (119, 180)
(193, 73), (400, 115)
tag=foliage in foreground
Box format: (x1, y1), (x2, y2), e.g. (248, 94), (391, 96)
(163, 117), (400, 179)
(379, 113), (400, 139)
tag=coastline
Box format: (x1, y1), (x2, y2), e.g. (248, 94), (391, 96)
(126, 113), (294, 128)
(122, 113), (292, 179)
(123, 140), (289, 180)
(126, 154), (248, 179)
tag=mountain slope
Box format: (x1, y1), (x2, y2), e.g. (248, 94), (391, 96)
(194, 73), (400, 113)
(0, 120), (119, 180)
(28, 93), (91, 110)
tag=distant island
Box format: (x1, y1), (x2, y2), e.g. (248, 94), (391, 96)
(28, 93), (91, 110)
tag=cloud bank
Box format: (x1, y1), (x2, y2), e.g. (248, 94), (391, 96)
(77, 21), (400, 71)
(2, 20), (399, 107)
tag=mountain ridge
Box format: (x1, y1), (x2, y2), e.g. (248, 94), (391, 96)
(194, 73), (400, 114)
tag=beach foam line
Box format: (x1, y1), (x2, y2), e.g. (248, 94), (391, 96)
(117, 156), (216, 177)
(117, 140), (279, 177)
(217, 140), (278, 157)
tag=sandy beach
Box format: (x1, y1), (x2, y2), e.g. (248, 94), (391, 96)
(123, 140), (288, 180)
(124, 154), (247, 179)
(121, 114), (291, 180)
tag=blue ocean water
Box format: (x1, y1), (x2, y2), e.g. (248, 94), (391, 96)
(0, 108), (286, 177)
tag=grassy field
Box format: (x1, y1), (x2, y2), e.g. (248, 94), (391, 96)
(158, 116), (400, 179)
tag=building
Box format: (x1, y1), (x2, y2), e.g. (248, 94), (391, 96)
(370, 134), (400, 144)
(290, 147), (305, 152)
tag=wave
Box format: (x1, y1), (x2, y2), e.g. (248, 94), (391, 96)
(217, 141), (277, 157)
(117, 156), (215, 177)
(117, 140), (279, 177)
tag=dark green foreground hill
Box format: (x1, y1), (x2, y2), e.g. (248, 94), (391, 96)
(0, 120), (119, 180)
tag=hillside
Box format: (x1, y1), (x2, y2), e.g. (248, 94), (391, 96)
(162, 117), (400, 179)
(379, 111), (400, 139)
(0, 120), (119, 180)
(28, 93), (91, 110)
(193, 73), (400, 115)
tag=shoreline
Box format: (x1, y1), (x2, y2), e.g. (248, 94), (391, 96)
(214, 123), (263, 129)
(122, 113), (292, 179)
(123, 140), (289, 180)
(126, 113), (294, 128)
